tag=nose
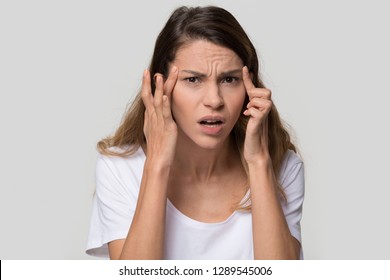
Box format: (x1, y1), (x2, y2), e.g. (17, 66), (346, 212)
(202, 83), (224, 109)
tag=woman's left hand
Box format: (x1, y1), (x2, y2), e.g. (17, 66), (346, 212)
(242, 66), (272, 163)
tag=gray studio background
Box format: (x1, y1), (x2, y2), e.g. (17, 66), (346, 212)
(1, 0), (389, 259)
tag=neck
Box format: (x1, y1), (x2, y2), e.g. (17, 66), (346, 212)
(172, 133), (241, 183)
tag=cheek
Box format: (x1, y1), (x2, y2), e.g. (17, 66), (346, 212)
(170, 85), (195, 120)
(226, 88), (247, 115)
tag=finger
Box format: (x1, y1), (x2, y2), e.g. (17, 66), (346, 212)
(246, 98), (272, 112)
(153, 74), (164, 107)
(244, 101), (272, 117)
(163, 66), (179, 98)
(243, 107), (262, 118)
(162, 95), (174, 121)
(141, 69), (153, 110)
(242, 66), (255, 98)
(247, 88), (272, 100)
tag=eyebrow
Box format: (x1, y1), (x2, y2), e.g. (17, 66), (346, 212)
(180, 69), (242, 77)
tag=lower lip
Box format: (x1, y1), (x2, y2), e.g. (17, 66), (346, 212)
(198, 123), (224, 135)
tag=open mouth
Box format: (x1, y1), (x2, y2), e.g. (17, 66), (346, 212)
(199, 120), (224, 127)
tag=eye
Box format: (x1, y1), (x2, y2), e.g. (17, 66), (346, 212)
(184, 77), (200, 83)
(222, 77), (239, 84)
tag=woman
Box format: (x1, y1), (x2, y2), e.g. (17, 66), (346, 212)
(86, 6), (304, 260)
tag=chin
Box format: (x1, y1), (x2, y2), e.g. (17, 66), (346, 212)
(185, 133), (231, 151)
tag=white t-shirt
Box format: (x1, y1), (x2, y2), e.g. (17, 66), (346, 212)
(86, 147), (304, 259)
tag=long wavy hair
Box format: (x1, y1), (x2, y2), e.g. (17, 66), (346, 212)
(97, 6), (296, 208)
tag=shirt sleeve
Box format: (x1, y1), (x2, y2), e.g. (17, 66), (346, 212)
(86, 154), (139, 258)
(279, 150), (305, 256)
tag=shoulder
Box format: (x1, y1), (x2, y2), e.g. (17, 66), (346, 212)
(95, 146), (146, 195)
(87, 147), (144, 257)
(97, 146), (146, 173)
(281, 149), (303, 169)
(278, 150), (304, 192)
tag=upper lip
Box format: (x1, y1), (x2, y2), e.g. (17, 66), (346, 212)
(198, 115), (226, 123)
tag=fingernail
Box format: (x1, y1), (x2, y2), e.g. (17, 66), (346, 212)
(144, 69), (148, 77)
(171, 66), (177, 73)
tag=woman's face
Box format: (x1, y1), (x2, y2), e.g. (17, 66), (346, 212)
(170, 40), (246, 149)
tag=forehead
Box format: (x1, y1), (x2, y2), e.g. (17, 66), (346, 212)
(173, 40), (243, 69)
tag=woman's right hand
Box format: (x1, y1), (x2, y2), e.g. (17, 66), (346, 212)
(107, 67), (179, 260)
(141, 66), (179, 168)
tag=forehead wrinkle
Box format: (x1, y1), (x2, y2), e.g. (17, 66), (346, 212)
(173, 41), (243, 76)
(180, 69), (242, 78)
(182, 54), (241, 77)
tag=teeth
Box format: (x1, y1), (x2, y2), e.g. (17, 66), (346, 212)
(200, 120), (222, 126)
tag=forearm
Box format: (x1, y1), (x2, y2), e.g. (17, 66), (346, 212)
(249, 159), (299, 259)
(119, 160), (170, 259)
